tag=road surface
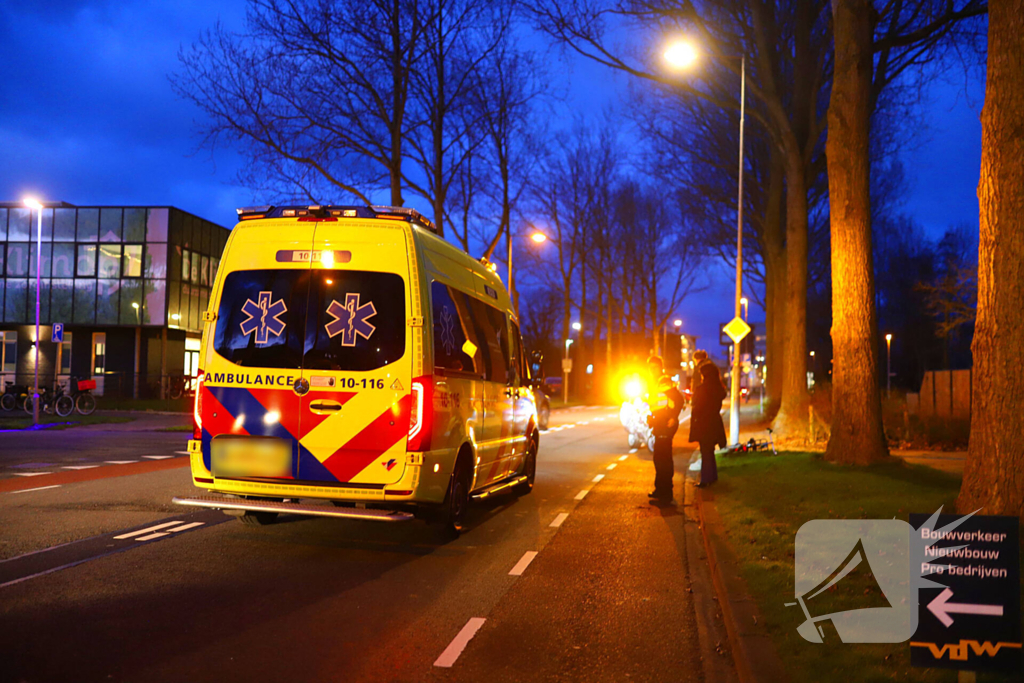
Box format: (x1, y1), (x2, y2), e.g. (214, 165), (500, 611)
(0, 407), (734, 683)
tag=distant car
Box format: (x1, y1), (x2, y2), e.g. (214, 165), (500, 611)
(545, 376), (562, 393)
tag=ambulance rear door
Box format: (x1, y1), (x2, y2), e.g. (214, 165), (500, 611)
(203, 221), (314, 481)
(295, 220), (414, 487)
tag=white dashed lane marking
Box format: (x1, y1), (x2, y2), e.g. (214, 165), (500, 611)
(606, 463), (617, 471)
(62, 465), (99, 470)
(434, 618), (487, 668)
(550, 513), (569, 528)
(509, 551), (539, 576)
(592, 474), (605, 483)
(175, 451), (189, 455)
(618, 455), (628, 462)
(113, 521), (188, 540)
(8, 485), (61, 494)
(104, 460), (137, 465)
(574, 489), (589, 501)
(12, 473), (48, 477)
(142, 455), (175, 460)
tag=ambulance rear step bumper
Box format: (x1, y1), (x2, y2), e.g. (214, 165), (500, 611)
(172, 496), (415, 522)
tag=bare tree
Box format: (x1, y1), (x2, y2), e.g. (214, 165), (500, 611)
(958, 0), (1024, 519)
(405, 0), (509, 232)
(825, 0), (985, 464)
(174, 0), (428, 207)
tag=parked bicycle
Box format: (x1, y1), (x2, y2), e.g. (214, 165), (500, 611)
(168, 375), (196, 400)
(1, 382), (30, 412)
(22, 383), (76, 417)
(68, 377), (98, 415)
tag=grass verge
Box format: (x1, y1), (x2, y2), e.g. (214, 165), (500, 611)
(0, 413), (135, 431)
(711, 451), (1019, 683)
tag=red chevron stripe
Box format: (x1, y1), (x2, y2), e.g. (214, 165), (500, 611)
(321, 394), (412, 482)
(202, 386), (249, 437)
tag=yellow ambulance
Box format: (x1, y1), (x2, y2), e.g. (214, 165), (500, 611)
(172, 205), (539, 535)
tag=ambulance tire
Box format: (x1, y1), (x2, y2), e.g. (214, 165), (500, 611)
(514, 435), (538, 495)
(627, 433), (640, 449)
(440, 453), (471, 538)
(239, 511), (278, 526)
(647, 436), (657, 453)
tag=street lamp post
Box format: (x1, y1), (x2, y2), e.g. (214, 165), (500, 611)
(25, 198), (43, 426)
(563, 337), (574, 404)
(885, 334), (892, 398)
(666, 43), (746, 444)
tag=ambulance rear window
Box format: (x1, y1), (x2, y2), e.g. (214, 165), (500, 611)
(213, 269), (405, 372)
(213, 270), (310, 369)
(304, 270), (406, 371)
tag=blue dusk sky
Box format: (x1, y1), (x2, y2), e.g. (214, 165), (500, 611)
(0, 1), (986, 349)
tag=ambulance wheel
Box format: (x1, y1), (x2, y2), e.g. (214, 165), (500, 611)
(239, 511), (278, 526)
(647, 436), (657, 453)
(514, 436), (538, 495)
(440, 456), (471, 537)
(627, 433), (640, 449)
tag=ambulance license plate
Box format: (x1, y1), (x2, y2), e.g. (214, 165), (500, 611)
(212, 438), (291, 478)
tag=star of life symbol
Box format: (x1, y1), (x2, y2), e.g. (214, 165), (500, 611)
(325, 293), (377, 346)
(439, 305), (457, 355)
(240, 291), (287, 345)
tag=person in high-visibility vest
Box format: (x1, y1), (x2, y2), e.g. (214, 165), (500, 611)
(645, 355), (683, 503)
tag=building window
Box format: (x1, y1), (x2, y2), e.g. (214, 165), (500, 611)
(92, 333), (106, 375)
(54, 208), (77, 242)
(123, 244), (143, 277)
(98, 244), (122, 278)
(184, 337), (201, 379)
(100, 208), (123, 242)
(1, 331), (16, 374)
(57, 331), (73, 375)
(77, 244), (97, 276)
(7, 243), (29, 277)
(76, 209), (99, 241)
(74, 280), (96, 324)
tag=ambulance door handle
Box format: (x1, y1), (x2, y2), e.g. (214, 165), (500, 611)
(309, 400), (343, 414)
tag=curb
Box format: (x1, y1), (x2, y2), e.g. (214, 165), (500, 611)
(693, 483), (788, 683)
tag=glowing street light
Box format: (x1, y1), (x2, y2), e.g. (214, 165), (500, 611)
(664, 40), (698, 69)
(666, 40), (746, 445)
(673, 319), (683, 328)
(24, 197), (43, 426)
(572, 322), (582, 331)
(529, 231), (547, 244)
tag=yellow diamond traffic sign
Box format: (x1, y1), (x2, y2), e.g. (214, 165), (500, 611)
(723, 316), (751, 344)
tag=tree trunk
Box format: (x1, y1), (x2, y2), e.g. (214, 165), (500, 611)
(957, 0), (1024, 518)
(824, 0), (889, 465)
(763, 149), (787, 409)
(772, 142), (811, 437)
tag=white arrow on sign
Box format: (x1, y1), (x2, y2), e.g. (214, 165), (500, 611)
(927, 587), (1003, 627)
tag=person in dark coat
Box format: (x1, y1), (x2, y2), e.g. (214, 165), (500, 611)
(646, 357), (683, 503)
(688, 361), (728, 486)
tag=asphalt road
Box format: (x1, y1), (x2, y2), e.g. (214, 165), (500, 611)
(0, 407), (734, 683)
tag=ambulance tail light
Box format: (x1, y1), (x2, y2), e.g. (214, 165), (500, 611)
(407, 377), (432, 451)
(192, 370), (205, 439)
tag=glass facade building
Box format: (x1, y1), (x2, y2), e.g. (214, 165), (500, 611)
(0, 203), (230, 398)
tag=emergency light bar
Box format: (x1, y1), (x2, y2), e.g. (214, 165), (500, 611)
(234, 205), (438, 234)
